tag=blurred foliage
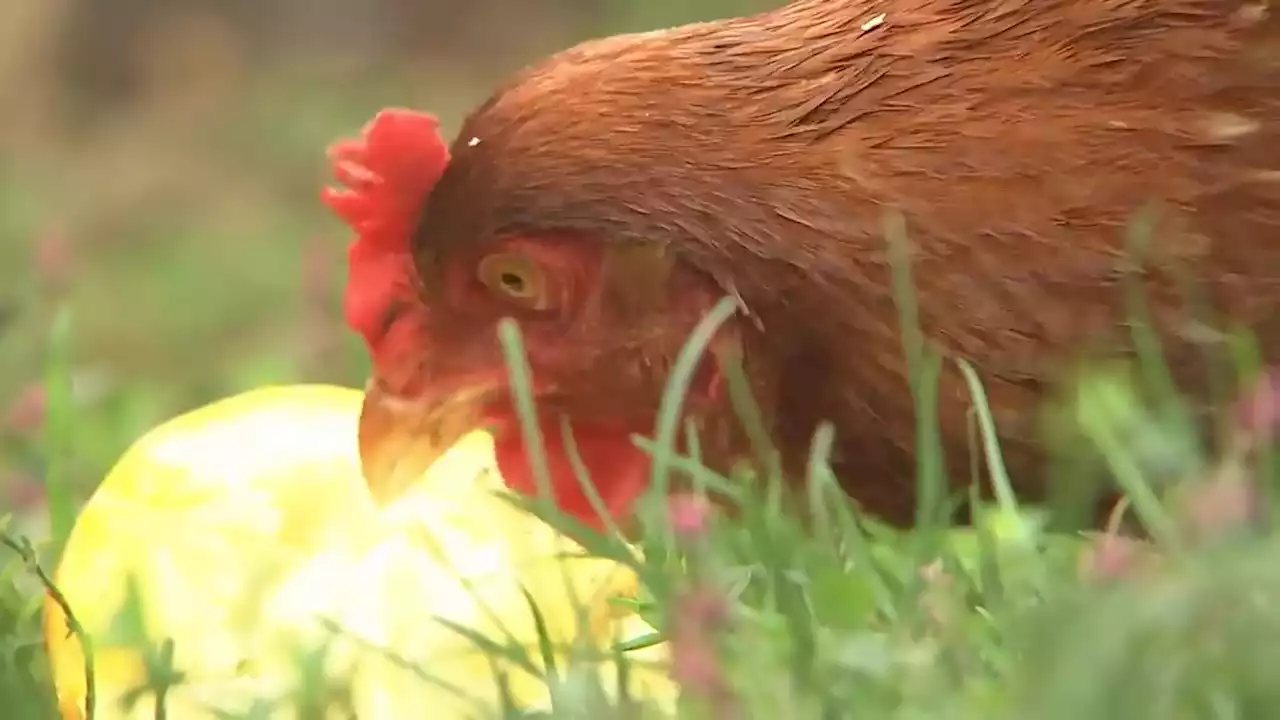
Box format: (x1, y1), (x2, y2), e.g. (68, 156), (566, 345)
(0, 0), (779, 510)
(5, 309), (1280, 717)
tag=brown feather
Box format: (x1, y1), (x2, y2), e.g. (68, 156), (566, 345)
(412, 0), (1280, 524)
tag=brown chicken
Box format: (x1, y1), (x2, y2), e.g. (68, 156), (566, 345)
(325, 0), (1280, 530)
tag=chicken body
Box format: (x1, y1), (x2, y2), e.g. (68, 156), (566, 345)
(335, 0), (1280, 526)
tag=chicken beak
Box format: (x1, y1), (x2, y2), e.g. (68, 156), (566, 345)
(357, 378), (491, 503)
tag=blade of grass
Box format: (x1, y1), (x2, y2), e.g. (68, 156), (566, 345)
(884, 211), (925, 399)
(400, 513), (539, 674)
(715, 342), (783, 484)
(648, 295), (741, 498)
(435, 617), (545, 680)
(498, 318), (553, 508)
(1075, 383), (1179, 548)
(912, 350), (948, 531)
(555, 417), (639, 564)
(629, 437), (743, 502)
(496, 319), (591, 652)
(1119, 206), (1194, 438)
(883, 212), (950, 534)
(317, 618), (492, 716)
(1226, 329), (1275, 522)
(804, 422), (839, 549)
(611, 634), (633, 708)
(955, 359), (1018, 517)
(521, 588), (560, 685)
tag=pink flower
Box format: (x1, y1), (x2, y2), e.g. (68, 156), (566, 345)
(34, 230), (74, 292)
(667, 493), (713, 539)
(4, 384), (46, 433)
(669, 585), (737, 717)
(1078, 532), (1152, 582)
(1236, 365), (1280, 441)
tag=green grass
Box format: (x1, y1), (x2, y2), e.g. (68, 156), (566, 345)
(6, 202), (1280, 718)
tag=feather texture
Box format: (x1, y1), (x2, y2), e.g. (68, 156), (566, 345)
(405, 0), (1280, 522)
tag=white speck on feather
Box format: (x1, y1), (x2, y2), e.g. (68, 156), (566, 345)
(1235, 3), (1268, 25)
(467, 137), (482, 148)
(1201, 113), (1260, 142)
(861, 13), (886, 32)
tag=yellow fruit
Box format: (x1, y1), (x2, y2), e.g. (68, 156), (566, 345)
(44, 384), (671, 719)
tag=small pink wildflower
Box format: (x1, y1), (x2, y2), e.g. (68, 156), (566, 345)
(1078, 532), (1153, 582)
(4, 384), (46, 434)
(667, 493), (712, 539)
(33, 230), (74, 293)
(1180, 460), (1258, 539)
(670, 584), (737, 718)
(1236, 365), (1280, 444)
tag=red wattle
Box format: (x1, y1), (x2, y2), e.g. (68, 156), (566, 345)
(493, 420), (649, 532)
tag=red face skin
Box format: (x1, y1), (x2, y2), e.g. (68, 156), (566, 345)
(323, 110), (726, 531)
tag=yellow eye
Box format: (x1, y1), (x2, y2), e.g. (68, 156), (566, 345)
(476, 252), (550, 309)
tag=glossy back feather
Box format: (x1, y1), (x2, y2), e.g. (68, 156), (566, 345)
(414, 0), (1280, 523)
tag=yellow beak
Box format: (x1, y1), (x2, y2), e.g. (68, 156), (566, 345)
(357, 378), (493, 503)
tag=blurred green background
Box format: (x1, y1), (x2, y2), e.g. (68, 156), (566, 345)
(0, 0), (780, 526)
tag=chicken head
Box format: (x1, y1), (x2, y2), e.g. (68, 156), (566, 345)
(324, 110), (741, 530)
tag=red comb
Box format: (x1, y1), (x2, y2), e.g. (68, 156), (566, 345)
(322, 109), (449, 353)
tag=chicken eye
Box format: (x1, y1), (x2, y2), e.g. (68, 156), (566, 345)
(476, 252), (551, 309)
